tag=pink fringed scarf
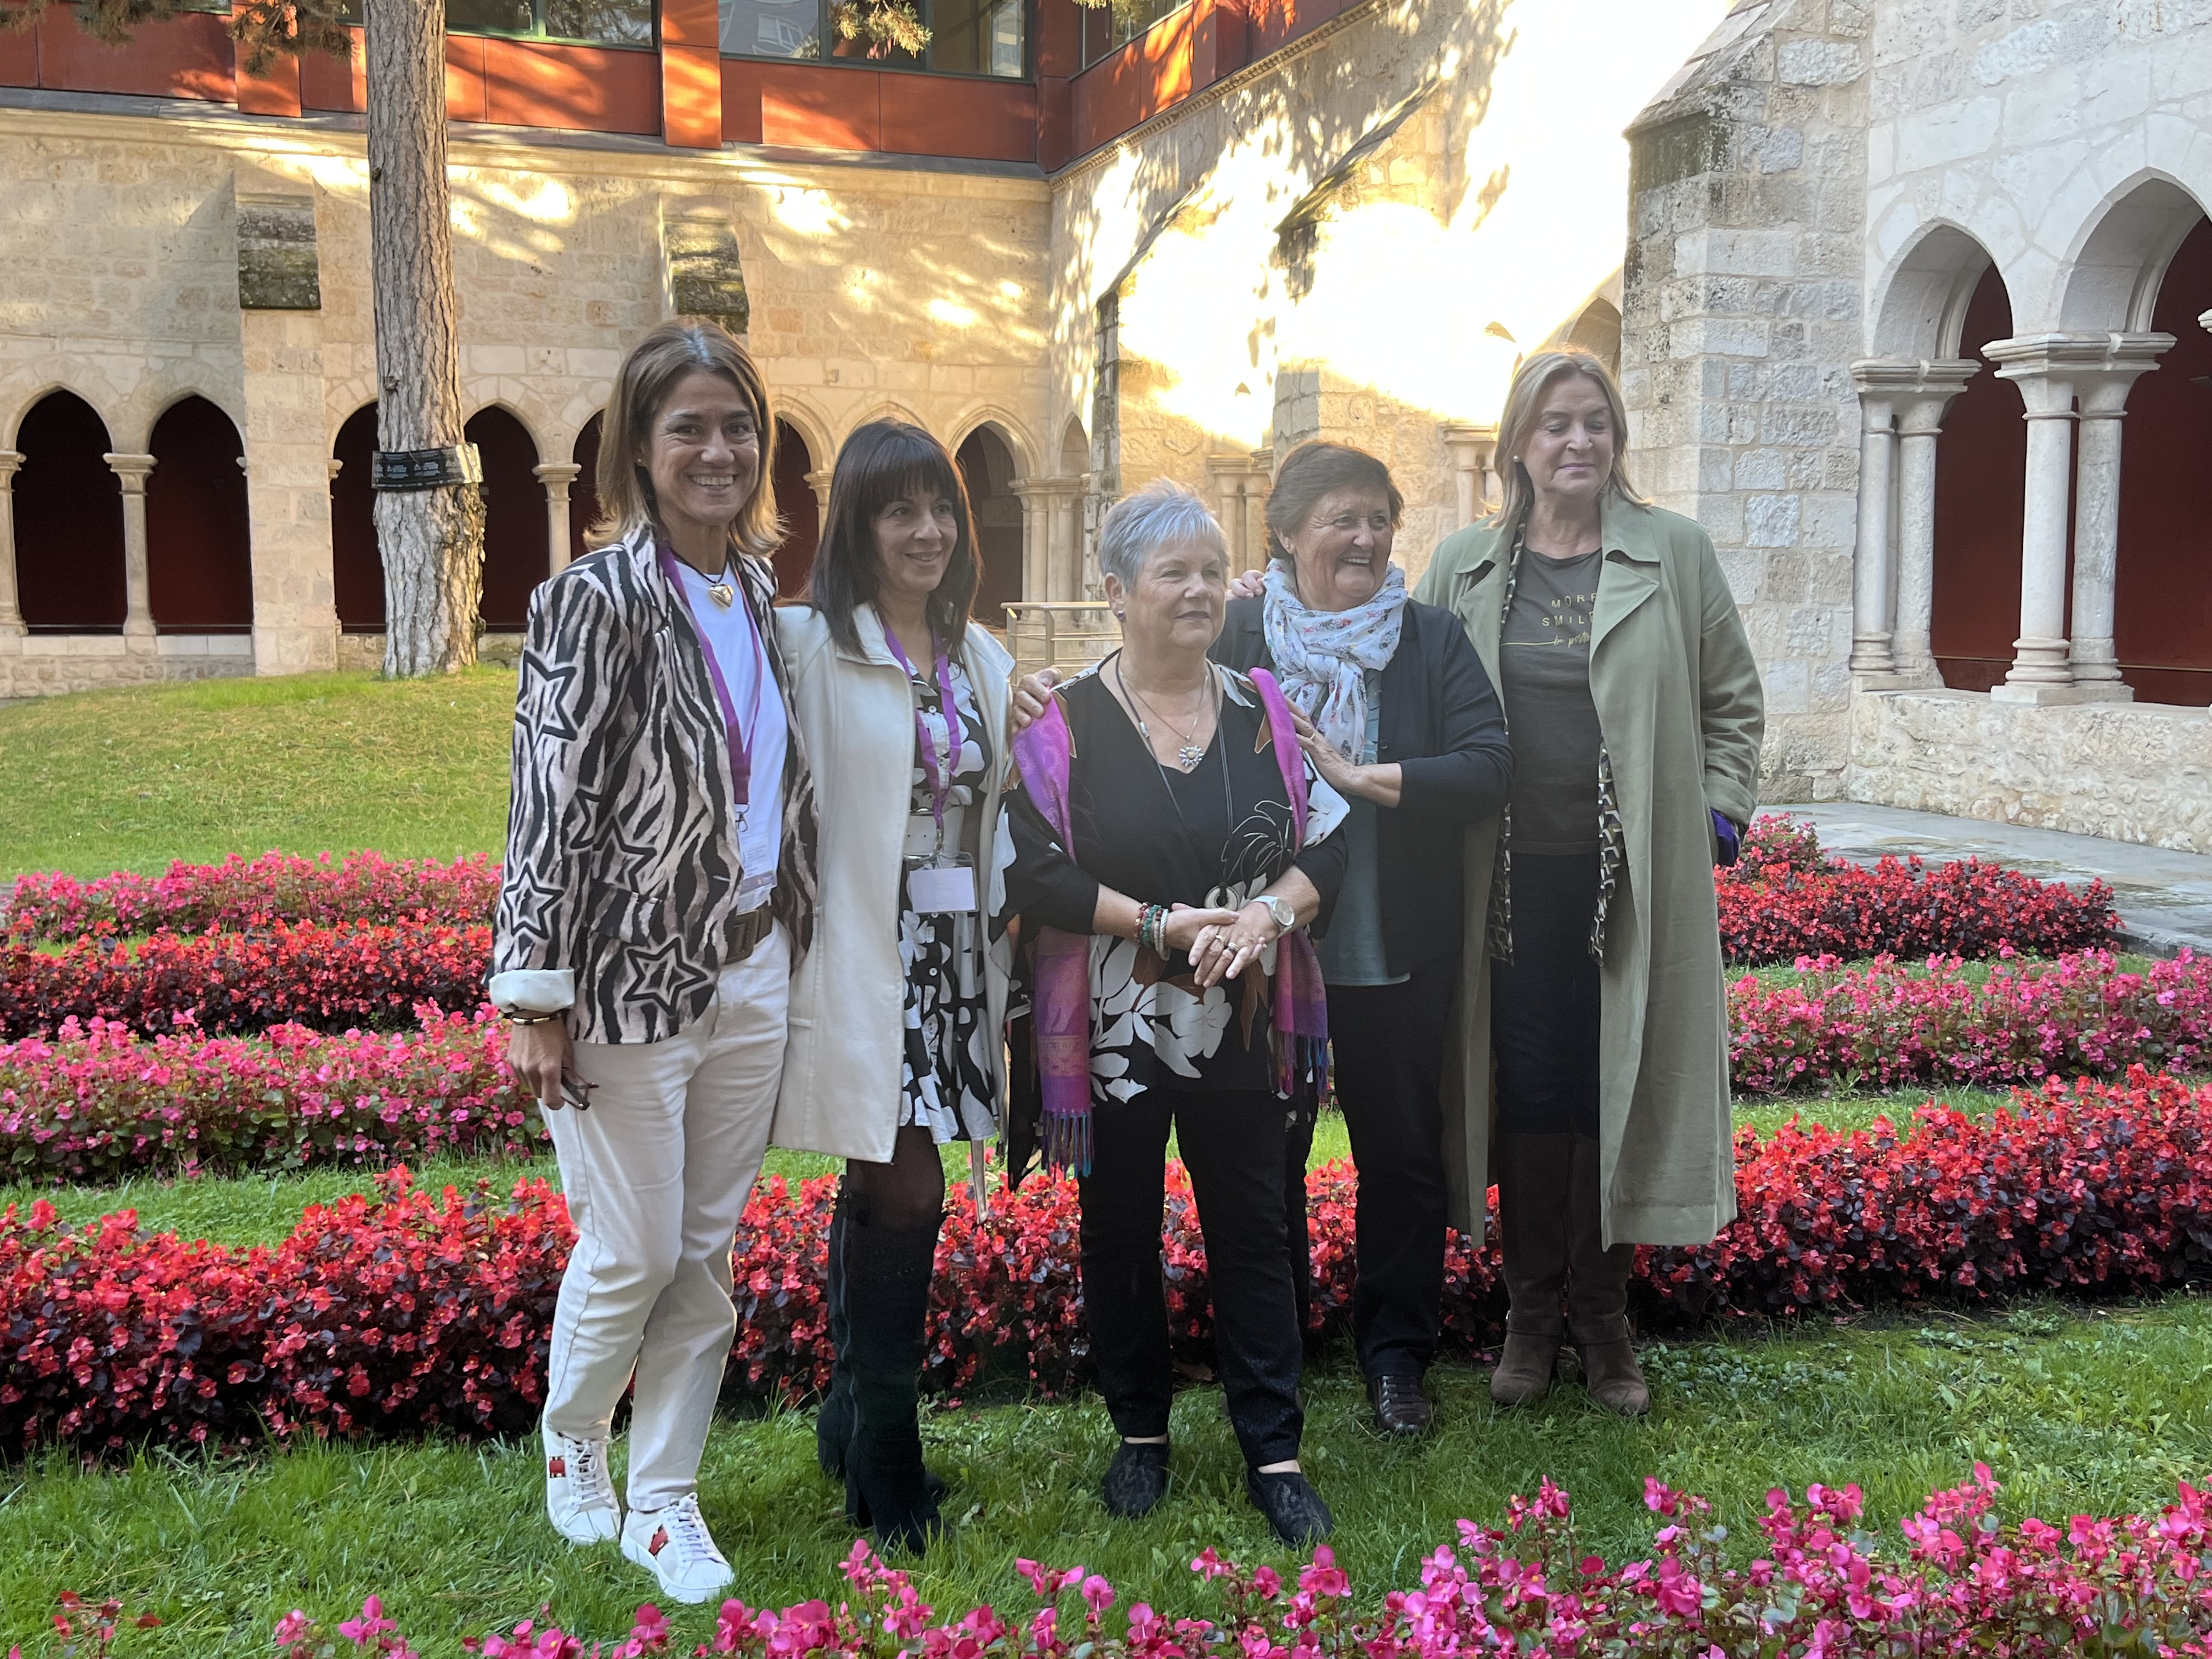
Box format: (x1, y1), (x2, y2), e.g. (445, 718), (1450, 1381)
(1011, 670), (1330, 1177)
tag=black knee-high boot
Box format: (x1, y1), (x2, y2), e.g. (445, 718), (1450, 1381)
(840, 1212), (943, 1553)
(816, 1188), (855, 1479)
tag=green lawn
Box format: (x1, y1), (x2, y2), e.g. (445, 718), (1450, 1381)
(0, 670), (515, 878)
(1, 1299), (2204, 1656)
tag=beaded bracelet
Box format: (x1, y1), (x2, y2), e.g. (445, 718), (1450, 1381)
(1138, 903), (1167, 955)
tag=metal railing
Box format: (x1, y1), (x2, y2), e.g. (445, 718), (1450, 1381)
(1005, 600), (1120, 683)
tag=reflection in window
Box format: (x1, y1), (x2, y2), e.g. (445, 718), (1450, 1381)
(929, 0), (1022, 76)
(719, 0), (1023, 75)
(1080, 0), (1182, 65)
(720, 0), (819, 57)
(445, 0), (653, 45)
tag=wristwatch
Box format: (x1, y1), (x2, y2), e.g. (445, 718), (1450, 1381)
(1257, 894), (1297, 933)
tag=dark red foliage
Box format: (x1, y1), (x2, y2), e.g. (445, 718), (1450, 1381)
(5, 1073), (2209, 1458)
(1719, 815), (2115, 965)
(0, 923), (490, 1037)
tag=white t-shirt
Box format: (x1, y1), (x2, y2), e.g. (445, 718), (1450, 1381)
(675, 561), (787, 914)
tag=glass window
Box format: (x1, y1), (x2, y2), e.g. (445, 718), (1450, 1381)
(1080, 0), (1181, 66)
(720, 0), (1023, 75)
(447, 0), (653, 47)
(720, 0), (819, 57)
(927, 0), (1023, 76)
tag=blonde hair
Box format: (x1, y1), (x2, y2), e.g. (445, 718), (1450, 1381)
(588, 320), (781, 557)
(1486, 348), (1646, 531)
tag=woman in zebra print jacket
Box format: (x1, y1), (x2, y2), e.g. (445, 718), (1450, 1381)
(489, 322), (817, 1606)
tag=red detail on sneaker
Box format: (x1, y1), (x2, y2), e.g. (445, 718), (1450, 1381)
(648, 1527), (669, 1556)
(548, 1457), (567, 1477)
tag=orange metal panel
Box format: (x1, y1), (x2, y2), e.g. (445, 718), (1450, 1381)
(484, 38), (657, 132)
(659, 0), (719, 50)
(300, 24), (365, 111)
(233, 2), (303, 118)
(1033, 0), (1080, 77)
(877, 71), (1032, 161)
(661, 41), (721, 146)
(719, 56), (766, 144)
(38, 7), (233, 100)
(445, 33), (488, 122)
(760, 63), (880, 151)
(0, 18), (35, 86)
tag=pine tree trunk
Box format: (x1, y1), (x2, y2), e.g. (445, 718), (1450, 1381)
(366, 0), (484, 676)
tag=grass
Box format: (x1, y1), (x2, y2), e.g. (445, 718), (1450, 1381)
(0, 670), (516, 878)
(0, 1298), (2205, 1655)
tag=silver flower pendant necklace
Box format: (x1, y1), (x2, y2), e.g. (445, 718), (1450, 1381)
(1118, 658), (1215, 772)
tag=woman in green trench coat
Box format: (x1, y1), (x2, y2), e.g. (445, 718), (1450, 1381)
(1412, 348), (1764, 1416)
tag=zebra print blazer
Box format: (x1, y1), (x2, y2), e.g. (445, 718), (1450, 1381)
(489, 523), (818, 1045)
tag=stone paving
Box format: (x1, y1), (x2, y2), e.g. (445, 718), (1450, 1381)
(1779, 801), (2212, 960)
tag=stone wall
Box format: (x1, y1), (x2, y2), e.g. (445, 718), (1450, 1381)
(1622, 0), (1872, 803)
(0, 103), (1053, 692)
(1849, 690), (2212, 854)
(1047, 0), (1731, 589)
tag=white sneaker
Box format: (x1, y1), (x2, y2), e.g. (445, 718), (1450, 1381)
(543, 1427), (620, 1544)
(621, 1494), (735, 1605)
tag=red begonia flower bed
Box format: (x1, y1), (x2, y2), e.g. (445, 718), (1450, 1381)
(4, 1072), (2208, 1458)
(3, 853), (499, 941)
(1719, 815), (2115, 965)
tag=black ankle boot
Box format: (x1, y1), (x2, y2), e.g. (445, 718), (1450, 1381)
(840, 1215), (944, 1554)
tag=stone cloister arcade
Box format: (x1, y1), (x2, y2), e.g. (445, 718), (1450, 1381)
(1848, 175), (2212, 712)
(0, 376), (1055, 685)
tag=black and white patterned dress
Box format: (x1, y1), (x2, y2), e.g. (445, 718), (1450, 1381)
(898, 657), (998, 1142)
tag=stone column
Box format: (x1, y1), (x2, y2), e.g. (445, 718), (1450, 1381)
(2066, 332), (2171, 699)
(1206, 453), (1265, 572)
(804, 467), (833, 515)
(1845, 373), (1898, 679)
(535, 462), (581, 578)
(0, 449), (24, 637)
(1440, 422), (1499, 529)
(1849, 358), (1978, 684)
(1009, 478), (1048, 603)
(1891, 363), (1978, 682)
(104, 453), (158, 641)
(1051, 475), (1086, 600)
(1983, 338), (2082, 699)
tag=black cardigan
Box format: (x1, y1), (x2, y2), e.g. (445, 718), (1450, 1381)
(1211, 594), (1511, 977)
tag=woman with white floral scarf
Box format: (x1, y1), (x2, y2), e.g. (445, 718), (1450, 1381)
(1211, 441), (1511, 1437)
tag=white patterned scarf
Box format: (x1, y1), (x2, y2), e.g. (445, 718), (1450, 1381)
(1260, 560), (1410, 760)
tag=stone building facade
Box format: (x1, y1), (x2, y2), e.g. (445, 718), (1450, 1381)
(1623, 0), (2212, 849)
(3, 0), (2208, 854)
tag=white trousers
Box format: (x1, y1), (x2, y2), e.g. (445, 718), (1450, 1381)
(542, 924), (788, 1510)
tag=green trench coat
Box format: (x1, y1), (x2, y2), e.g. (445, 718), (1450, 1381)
(1412, 499), (1765, 1249)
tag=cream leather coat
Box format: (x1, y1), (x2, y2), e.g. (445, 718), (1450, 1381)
(771, 601), (1015, 1176)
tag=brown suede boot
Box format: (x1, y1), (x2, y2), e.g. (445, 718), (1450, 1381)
(1489, 1132), (1572, 1406)
(1565, 1134), (1649, 1417)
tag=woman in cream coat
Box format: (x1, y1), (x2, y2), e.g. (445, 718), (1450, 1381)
(773, 420), (1014, 1556)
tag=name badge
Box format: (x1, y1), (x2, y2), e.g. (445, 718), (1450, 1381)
(906, 865), (978, 914)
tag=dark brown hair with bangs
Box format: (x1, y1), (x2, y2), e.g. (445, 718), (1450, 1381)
(808, 420), (978, 656)
(588, 320), (781, 558)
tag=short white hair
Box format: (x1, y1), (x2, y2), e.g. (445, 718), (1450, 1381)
(1096, 479), (1228, 588)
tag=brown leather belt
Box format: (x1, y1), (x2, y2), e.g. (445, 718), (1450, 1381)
(726, 903), (775, 962)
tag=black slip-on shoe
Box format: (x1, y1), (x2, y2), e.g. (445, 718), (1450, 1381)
(1367, 1375), (1435, 1436)
(1245, 1468), (1334, 1547)
(1101, 1440), (1171, 1519)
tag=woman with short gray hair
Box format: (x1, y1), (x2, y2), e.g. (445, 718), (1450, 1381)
(1004, 478), (1349, 1547)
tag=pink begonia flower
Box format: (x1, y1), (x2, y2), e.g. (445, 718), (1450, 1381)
(338, 1596), (395, 1648)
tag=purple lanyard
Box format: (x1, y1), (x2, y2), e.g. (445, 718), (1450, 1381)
(883, 624), (962, 832)
(656, 539), (769, 810)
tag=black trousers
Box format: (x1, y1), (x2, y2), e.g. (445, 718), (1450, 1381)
(1077, 1088), (1304, 1469)
(1490, 850), (1603, 1139)
(1283, 957), (1456, 1380)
